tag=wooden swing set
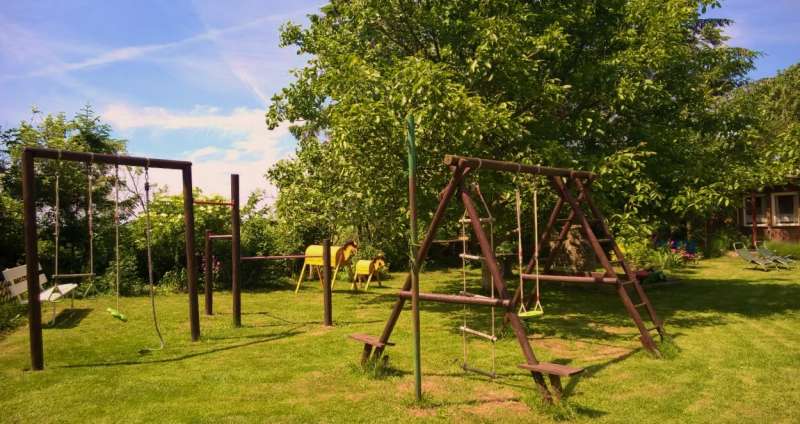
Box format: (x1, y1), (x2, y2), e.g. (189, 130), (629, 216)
(21, 147), (202, 371)
(350, 154), (666, 403)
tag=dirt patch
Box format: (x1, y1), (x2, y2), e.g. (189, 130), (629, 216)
(534, 338), (576, 357)
(464, 399), (530, 418)
(582, 344), (634, 362)
(398, 376), (449, 397)
(590, 322), (635, 335)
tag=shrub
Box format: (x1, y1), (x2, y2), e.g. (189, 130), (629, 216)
(706, 226), (748, 257)
(0, 301), (26, 333)
(765, 241), (800, 258)
(158, 268), (187, 293)
(618, 238), (686, 271)
(99, 255), (145, 295)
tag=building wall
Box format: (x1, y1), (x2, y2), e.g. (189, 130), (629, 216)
(740, 184), (800, 242)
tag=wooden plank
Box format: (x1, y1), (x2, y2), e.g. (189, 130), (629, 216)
(444, 155), (595, 179)
(459, 325), (497, 342)
(349, 333), (394, 347)
(521, 273), (618, 284)
(397, 291), (510, 308)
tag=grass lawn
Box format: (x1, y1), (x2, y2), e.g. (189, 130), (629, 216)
(1, 256), (799, 423)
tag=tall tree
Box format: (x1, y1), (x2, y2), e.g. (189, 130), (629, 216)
(0, 106), (127, 275)
(266, 0), (756, 258)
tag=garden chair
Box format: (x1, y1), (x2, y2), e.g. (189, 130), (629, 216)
(732, 243), (778, 271)
(755, 241), (795, 267)
(2, 264), (78, 324)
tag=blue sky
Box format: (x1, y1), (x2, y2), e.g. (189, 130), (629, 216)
(1, 0), (798, 197)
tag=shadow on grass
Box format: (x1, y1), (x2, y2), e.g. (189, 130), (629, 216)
(369, 272), (800, 345)
(43, 308), (92, 329)
(60, 327), (303, 369)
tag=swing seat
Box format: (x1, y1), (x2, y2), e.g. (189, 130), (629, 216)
(518, 309), (544, 318)
(106, 307), (128, 322)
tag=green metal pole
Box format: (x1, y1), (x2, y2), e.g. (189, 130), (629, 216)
(407, 114), (422, 401)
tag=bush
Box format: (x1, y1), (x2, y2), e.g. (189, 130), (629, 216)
(0, 301), (26, 333)
(765, 241), (800, 258)
(706, 226), (748, 257)
(618, 238), (686, 271)
(99, 255), (146, 295)
(158, 268), (187, 293)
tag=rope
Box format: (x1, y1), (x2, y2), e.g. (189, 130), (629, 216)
(460, 182), (496, 377)
(460, 212), (468, 367)
(114, 163), (120, 310)
(143, 161), (165, 351)
(516, 189), (525, 313)
(53, 153), (60, 285)
(85, 159), (95, 298)
(533, 183), (542, 313)
(516, 179), (543, 317)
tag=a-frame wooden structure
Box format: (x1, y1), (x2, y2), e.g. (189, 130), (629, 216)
(350, 155), (666, 403)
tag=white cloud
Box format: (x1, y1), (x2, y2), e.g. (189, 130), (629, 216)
(103, 103), (293, 201)
(2, 12), (299, 82)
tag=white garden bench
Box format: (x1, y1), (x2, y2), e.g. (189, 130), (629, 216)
(2, 264), (78, 323)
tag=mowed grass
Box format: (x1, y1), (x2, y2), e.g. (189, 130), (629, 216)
(1, 256), (799, 423)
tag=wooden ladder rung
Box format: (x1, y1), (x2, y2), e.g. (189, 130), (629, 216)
(459, 325), (497, 342)
(519, 362), (584, 377)
(558, 218), (601, 223)
(458, 291), (490, 299)
(433, 236), (470, 244)
(348, 333), (395, 348)
(459, 253), (484, 261)
(52, 273), (96, 279)
(459, 217), (494, 224)
(462, 363), (496, 378)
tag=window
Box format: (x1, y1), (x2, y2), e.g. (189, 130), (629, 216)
(743, 195), (768, 226)
(772, 192), (799, 226)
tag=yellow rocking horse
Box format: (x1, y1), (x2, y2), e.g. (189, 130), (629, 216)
(351, 255), (386, 291)
(294, 240), (358, 293)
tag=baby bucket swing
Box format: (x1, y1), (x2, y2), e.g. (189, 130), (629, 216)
(516, 178), (544, 319)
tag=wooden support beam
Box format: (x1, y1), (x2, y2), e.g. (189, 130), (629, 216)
(241, 254), (316, 261)
(444, 155), (596, 179)
(231, 174), (241, 327)
(397, 291), (511, 307)
(521, 273), (618, 284)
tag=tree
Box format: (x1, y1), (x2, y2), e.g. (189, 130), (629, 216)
(266, 0), (756, 259)
(0, 106), (128, 276)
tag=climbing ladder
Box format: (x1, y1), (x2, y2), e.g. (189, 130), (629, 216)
(525, 175), (665, 354)
(457, 212), (498, 379)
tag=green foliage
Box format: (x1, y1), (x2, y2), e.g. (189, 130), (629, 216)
(620, 238), (684, 271)
(705, 225), (747, 258)
(158, 268), (188, 293)
(765, 240), (800, 259)
(239, 191), (298, 289)
(266, 0), (759, 259)
(99, 255), (146, 295)
(0, 301), (26, 333)
(0, 106), (128, 278)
